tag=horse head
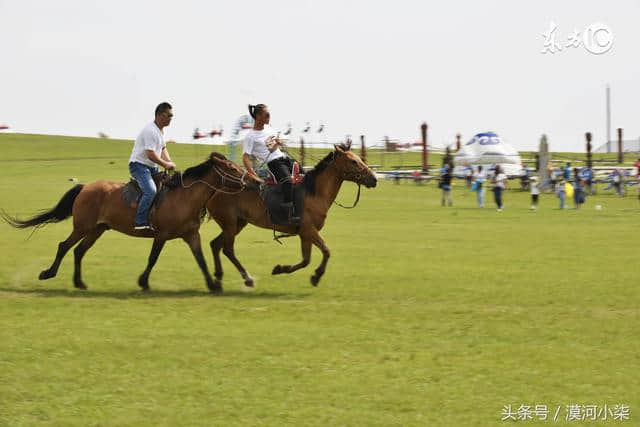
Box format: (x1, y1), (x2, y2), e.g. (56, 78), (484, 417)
(209, 152), (263, 189)
(332, 143), (377, 188)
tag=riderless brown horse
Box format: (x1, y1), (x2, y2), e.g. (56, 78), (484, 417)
(2, 152), (260, 293)
(206, 142), (377, 289)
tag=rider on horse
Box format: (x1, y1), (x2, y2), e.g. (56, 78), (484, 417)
(242, 104), (298, 221)
(128, 102), (177, 231)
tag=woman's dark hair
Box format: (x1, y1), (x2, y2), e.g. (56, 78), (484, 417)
(248, 104), (267, 120)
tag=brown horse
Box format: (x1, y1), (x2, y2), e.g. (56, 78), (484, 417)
(3, 152), (260, 293)
(206, 143), (377, 289)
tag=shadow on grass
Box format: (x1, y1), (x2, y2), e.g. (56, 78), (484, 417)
(0, 287), (308, 300)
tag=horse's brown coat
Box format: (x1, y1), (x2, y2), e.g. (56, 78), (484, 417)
(206, 144), (377, 288)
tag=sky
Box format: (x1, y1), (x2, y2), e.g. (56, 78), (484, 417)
(0, 0), (638, 152)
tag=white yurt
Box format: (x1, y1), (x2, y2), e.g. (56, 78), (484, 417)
(453, 132), (524, 177)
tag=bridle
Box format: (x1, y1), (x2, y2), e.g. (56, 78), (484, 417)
(333, 159), (371, 209)
(179, 163), (250, 199)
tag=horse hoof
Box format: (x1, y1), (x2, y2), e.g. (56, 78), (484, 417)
(272, 265), (284, 275)
(74, 281), (87, 290)
(39, 270), (53, 280)
(244, 278), (255, 288)
(310, 275), (320, 287)
(138, 275), (149, 291)
(207, 279), (223, 294)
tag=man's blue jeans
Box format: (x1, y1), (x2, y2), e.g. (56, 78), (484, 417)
(129, 162), (158, 225)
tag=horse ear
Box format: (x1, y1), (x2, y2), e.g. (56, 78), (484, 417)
(334, 144), (345, 153)
(210, 154), (226, 165)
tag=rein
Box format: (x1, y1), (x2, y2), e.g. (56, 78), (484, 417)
(333, 183), (361, 209)
(179, 164), (247, 196)
(332, 166), (367, 209)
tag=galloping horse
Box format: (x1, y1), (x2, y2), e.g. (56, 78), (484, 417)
(206, 142), (377, 288)
(3, 152), (260, 293)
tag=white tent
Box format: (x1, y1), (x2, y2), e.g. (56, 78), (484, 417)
(453, 132), (524, 177)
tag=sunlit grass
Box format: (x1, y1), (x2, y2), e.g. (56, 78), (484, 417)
(0, 134), (638, 426)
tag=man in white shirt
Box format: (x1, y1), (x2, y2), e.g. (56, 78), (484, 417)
(128, 102), (177, 230)
(242, 104), (297, 219)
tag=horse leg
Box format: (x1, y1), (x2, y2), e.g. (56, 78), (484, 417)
(184, 231), (221, 293)
(138, 237), (166, 291)
(39, 229), (84, 281)
(210, 232), (224, 285)
(309, 231), (330, 287)
(71, 225), (107, 289)
(220, 221), (254, 288)
(272, 237), (311, 276)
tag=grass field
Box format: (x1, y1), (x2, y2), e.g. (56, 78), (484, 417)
(1, 133), (638, 426)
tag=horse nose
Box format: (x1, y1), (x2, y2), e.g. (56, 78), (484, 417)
(367, 175), (377, 188)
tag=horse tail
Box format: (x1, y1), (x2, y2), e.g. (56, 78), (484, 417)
(1, 184), (84, 229)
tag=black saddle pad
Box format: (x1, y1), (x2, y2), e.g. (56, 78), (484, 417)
(122, 179), (142, 207)
(262, 183), (305, 226)
(122, 179), (169, 212)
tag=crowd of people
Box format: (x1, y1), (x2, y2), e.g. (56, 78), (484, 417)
(439, 163), (507, 211)
(438, 159), (640, 211)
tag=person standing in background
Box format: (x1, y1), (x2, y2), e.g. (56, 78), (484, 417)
(530, 176), (540, 210)
(492, 165), (507, 211)
(563, 162), (572, 180)
(440, 164), (453, 207)
(465, 165), (473, 189)
(573, 168), (585, 209)
(556, 179), (566, 209)
(473, 165), (485, 208)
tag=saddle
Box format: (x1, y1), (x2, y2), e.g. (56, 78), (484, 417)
(122, 172), (172, 221)
(264, 161), (303, 186)
(260, 161), (304, 226)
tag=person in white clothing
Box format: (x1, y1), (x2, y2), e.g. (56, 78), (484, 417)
(491, 165), (507, 211)
(473, 165), (486, 208)
(128, 102), (176, 230)
(530, 176), (540, 210)
(242, 104), (297, 219)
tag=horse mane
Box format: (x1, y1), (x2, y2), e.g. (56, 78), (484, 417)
(166, 152), (227, 188)
(302, 144), (348, 194)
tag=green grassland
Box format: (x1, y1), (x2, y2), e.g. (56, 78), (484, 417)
(0, 133), (638, 426)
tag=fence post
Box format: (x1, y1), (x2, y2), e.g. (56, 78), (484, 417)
(585, 132), (592, 169)
(617, 128), (623, 164)
(421, 122), (428, 172)
(538, 134), (549, 188)
(360, 135), (367, 164)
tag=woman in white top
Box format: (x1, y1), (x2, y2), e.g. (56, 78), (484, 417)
(491, 165), (507, 211)
(473, 165), (485, 208)
(242, 104), (294, 208)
